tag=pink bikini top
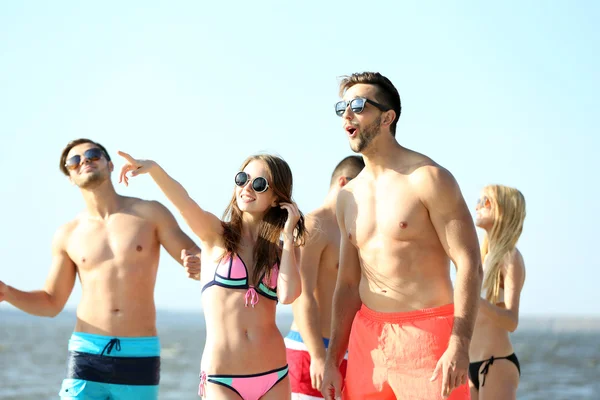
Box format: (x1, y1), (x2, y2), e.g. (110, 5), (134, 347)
(201, 253), (279, 307)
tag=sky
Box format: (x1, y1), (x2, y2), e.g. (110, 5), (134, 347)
(0, 1), (598, 317)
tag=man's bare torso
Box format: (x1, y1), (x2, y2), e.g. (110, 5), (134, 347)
(339, 155), (455, 312)
(291, 208), (341, 338)
(63, 198), (162, 336)
(313, 209), (341, 338)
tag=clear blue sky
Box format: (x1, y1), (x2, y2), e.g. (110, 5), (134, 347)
(1, 2), (598, 316)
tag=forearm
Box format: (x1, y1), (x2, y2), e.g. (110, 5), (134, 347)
(277, 236), (301, 304)
(451, 258), (483, 345)
(480, 299), (518, 332)
(325, 282), (361, 366)
(190, 244), (202, 256)
(148, 165), (196, 217)
(5, 286), (61, 317)
(293, 296), (326, 360)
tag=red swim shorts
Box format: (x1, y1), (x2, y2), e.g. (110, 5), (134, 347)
(285, 330), (347, 399)
(343, 303), (470, 399)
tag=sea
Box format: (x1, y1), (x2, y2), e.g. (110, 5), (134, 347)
(1, 309), (599, 399)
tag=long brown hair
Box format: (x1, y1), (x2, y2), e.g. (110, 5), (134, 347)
(221, 154), (306, 286)
(480, 185), (526, 303)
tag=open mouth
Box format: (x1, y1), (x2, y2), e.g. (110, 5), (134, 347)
(345, 126), (358, 138)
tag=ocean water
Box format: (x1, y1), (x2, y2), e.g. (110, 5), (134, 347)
(1, 309), (599, 399)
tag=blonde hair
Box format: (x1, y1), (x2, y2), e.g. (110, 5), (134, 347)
(480, 185), (526, 304)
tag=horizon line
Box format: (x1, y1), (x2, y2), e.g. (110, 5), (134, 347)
(1, 305), (599, 319)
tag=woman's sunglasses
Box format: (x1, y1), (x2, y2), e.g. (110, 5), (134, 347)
(334, 97), (390, 117)
(65, 148), (105, 171)
(476, 196), (491, 209)
(235, 171), (269, 193)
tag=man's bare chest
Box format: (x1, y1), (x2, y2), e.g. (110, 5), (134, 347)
(66, 217), (158, 268)
(344, 184), (430, 246)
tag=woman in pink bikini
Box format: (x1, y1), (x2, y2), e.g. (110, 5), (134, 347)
(469, 185), (526, 400)
(117, 151), (305, 400)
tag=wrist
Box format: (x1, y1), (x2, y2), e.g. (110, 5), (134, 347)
(311, 346), (327, 362)
(448, 335), (471, 349)
(189, 244), (202, 255)
(324, 353), (342, 367)
(281, 232), (294, 243)
(4, 285), (14, 302)
(311, 353), (326, 363)
(149, 160), (159, 171)
(147, 161), (161, 175)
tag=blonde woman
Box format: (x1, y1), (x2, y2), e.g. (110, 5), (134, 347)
(469, 185), (526, 399)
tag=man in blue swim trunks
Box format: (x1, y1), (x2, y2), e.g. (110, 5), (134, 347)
(0, 138), (201, 399)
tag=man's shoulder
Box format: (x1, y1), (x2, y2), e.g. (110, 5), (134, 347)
(124, 195), (159, 208)
(308, 206), (336, 224)
(337, 173), (364, 198)
(304, 210), (328, 239)
(53, 218), (80, 248)
(58, 218), (79, 234)
(335, 186), (355, 214)
(407, 157), (455, 189)
(306, 207), (338, 240)
(125, 197), (171, 216)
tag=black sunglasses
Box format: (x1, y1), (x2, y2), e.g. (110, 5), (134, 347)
(335, 97), (390, 117)
(65, 148), (105, 171)
(235, 171), (270, 193)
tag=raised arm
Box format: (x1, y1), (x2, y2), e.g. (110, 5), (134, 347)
(117, 151), (222, 244)
(276, 202), (302, 304)
(479, 250), (526, 332)
(291, 214), (327, 389)
(417, 166), (483, 397)
(321, 191), (362, 400)
(0, 225), (76, 317)
(145, 200), (202, 280)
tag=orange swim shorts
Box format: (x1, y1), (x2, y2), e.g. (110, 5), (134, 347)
(343, 303), (470, 399)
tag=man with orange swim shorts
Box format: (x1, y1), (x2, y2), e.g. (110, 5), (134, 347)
(320, 72), (483, 399)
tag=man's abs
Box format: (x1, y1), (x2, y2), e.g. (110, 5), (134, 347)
(67, 210), (161, 336)
(356, 241), (455, 313)
(74, 270), (159, 336)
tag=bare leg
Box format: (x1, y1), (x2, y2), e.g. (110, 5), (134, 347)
(469, 380), (479, 400)
(260, 375), (291, 400)
(478, 360), (519, 400)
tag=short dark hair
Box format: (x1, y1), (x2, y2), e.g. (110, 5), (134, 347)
(339, 72), (402, 136)
(330, 155), (365, 186)
(59, 138), (111, 176)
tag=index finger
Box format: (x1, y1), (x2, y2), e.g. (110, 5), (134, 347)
(117, 150), (135, 163)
